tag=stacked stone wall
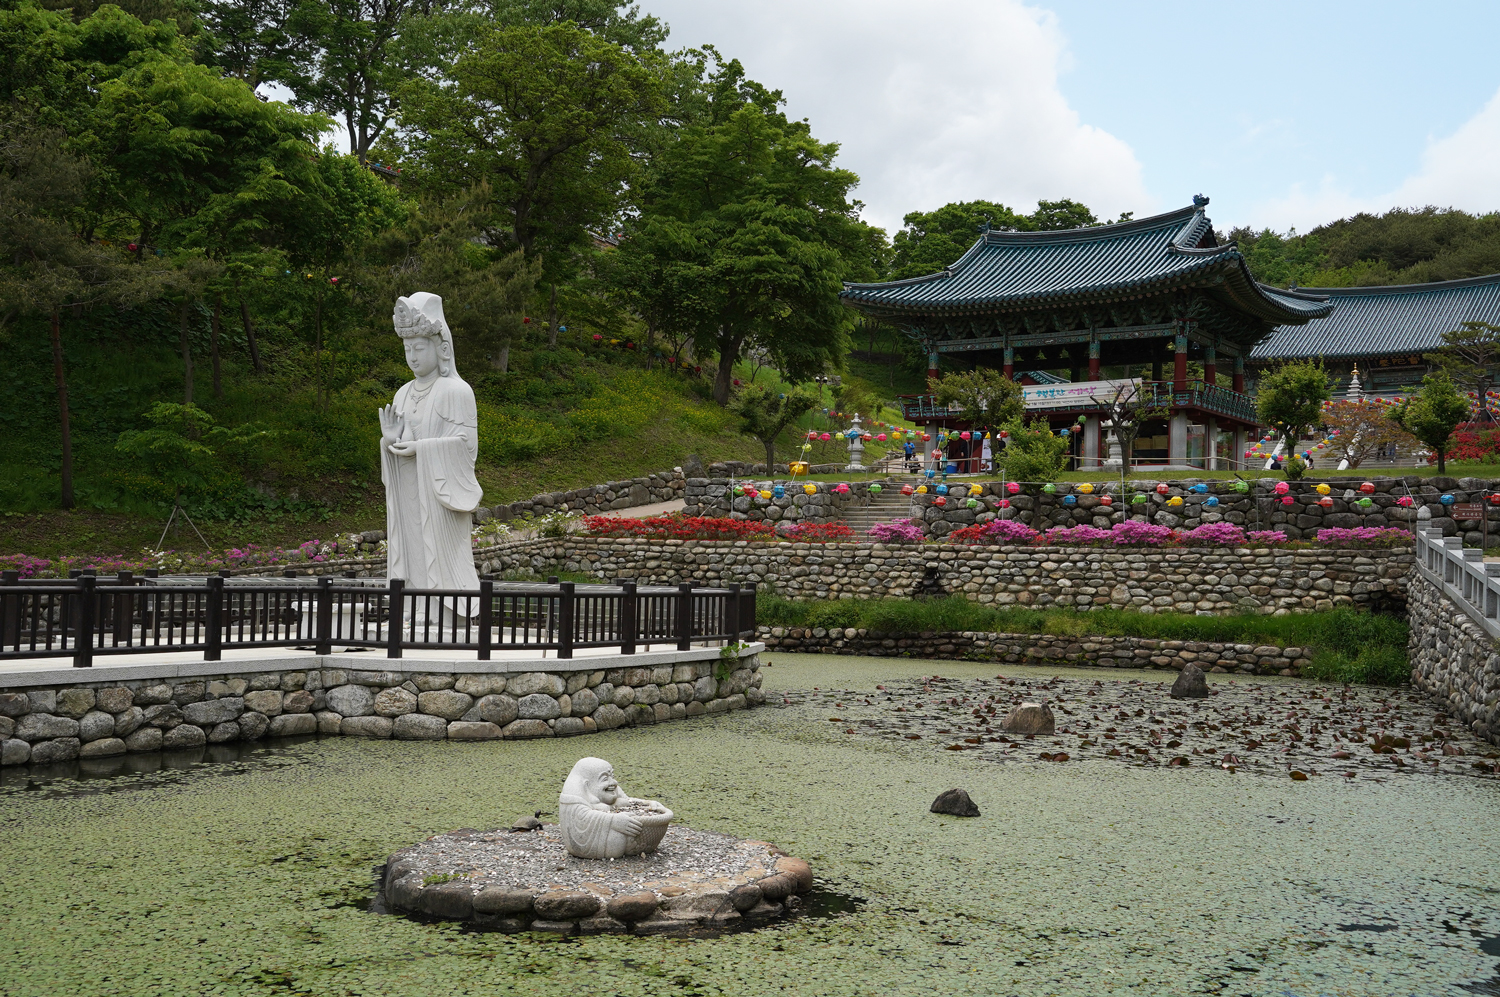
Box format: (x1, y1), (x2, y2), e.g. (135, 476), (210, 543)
(521, 537), (1412, 615)
(1408, 570), (1500, 746)
(900, 475), (1500, 541)
(756, 625), (1310, 677)
(682, 477), (882, 526)
(0, 654), (764, 766)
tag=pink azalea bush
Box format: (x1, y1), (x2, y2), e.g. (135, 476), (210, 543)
(1042, 525), (1115, 546)
(1108, 521), (1175, 546)
(1314, 527), (1412, 548)
(1246, 531), (1289, 545)
(1179, 522), (1247, 546)
(867, 520), (926, 543)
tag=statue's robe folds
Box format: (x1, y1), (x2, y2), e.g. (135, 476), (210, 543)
(559, 795), (627, 859)
(381, 376), (482, 595)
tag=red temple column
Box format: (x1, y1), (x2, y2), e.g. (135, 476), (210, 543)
(1088, 339), (1101, 381)
(1173, 331), (1188, 393)
(1003, 346), (1014, 380)
(1232, 355), (1245, 394)
(1204, 345), (1217, 387)
(927, 346), (940, 383)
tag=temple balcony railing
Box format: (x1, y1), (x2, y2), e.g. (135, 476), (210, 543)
(900, 380), (1257, 426)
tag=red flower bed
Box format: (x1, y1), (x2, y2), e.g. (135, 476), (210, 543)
(582, 515), (774, 541)
(785, 521), (856, 542)
(1443, 427), (1500, 464)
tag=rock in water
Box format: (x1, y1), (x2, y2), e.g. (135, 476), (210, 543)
(1171, 664), (1210, 699)
(930, 789), (981, 817)
(1001, 702), (1055, 735)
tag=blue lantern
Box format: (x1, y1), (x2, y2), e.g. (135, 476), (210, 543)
(773, 485), (785, 499)
(1205, 496), (1220, 507)
(936, 484), (949, 495)
(925, 468), (936, 479)
(1062, 494), (1077, 506)
(1441, 494), (1456, 505)
(1191, 483), (1208, 493)
(1060, 428), (1070, 437)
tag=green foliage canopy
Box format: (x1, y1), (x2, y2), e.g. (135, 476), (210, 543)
(1387, 371), (1471, 474)
(1255, 359), (1331, 451)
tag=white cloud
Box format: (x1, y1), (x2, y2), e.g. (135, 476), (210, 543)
(643, 0), (1153, 235)
(1250, 85), (1500, 233)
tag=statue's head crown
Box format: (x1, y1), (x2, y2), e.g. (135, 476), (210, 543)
(393, 292), (460, 378)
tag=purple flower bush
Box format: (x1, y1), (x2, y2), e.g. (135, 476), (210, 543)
(1246, 531), (1289, 545)
(867, 520), (927, 543)
(1108, 521), (1176, 546)
(1179, 523), (1247, 546)
(1042, 525), (1115, 546)
(1313, 527), (1412, 548)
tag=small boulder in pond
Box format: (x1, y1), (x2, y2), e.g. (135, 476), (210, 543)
(1001, 702), (1055, 736)
(930, 789), (981, 817)
(1170, 664), (1210, 700)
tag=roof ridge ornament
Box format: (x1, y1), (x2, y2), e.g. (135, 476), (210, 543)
(1193, 194), (1210, 208)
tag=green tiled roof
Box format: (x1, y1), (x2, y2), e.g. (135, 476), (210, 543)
(842, 202), (1334, 326)
(1251, 274), (1500, 360)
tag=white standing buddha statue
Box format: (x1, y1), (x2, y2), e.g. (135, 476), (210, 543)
(379, 292), (482, 594)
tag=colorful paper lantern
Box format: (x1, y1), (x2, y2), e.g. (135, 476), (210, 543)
(1062, 494), (1077, 506)
(1234, 480), (1249, 493)
(1358, 497), (1374, 510)
(999, 498), (1010, 509)
(804, 484), (816, 495)
(1319, 496), (1333, 509)
(773, 485), (785, 499)
(934, 496), (947, 507)
(1190, 483), (1207, 493)
(1007, 482), (1021, 494)
(1132, 494), (1147, 505)
(924, 468), (936, 479)
(1360, 482), (1376, 494)
(1042, 483), (1056, 494)
(922, 434), (931, 441)
(1397, 495), (1413, 507)
(916, 485), (928, 494)
(1060, 428), (1070, 437)
(1167, 495), (1183, 507)
(969, 485), (983, 497)
(820, 433), (831, 441)
(1078, 482), (1094, 494)
(936, 484), (949, 495)
(1281, 495), (1295, 506)
(1441, 494), (1456, 505)
(1274, 481), (1290, 495)
(876, 433), (887, 442)
(901, 484), (914, 496)
(967, 498), (978, 509)
(1316, 483), (1331, 496)
(869, 484), (882, 495)
(960, 431), (971, 441)
(1099, 495), (1113, 507)
(1490, 493), (1500, 506)
(1205, 496), (1220, 507)
(758, 490), (771, 500)
(836, 483), (850, 494)
(1156, 483), (1169, 495)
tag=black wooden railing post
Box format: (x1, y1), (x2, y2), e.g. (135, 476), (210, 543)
(73, 575), (95, 668)
(621, 581), (637, 655)
(2, 570), (18, 652)
(315, 576), (333, 655)
(676, 582), (692, 651)
(725, 583), (740, 644)
(386, 578), (404, 658)
(113, 570), (133, 647)
(204, 575), (224, 661)
(478, 579), (493, 661)
(558, 581), (575, 659)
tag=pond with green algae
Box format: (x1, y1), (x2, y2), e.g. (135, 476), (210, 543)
(2, 653), (1500, 997)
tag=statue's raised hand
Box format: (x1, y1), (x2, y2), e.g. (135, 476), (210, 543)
(378, 404), (401, 442)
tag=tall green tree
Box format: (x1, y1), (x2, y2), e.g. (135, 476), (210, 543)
(1388, 372), (1471, 475)
(1255, 359), (1332, 455)
(399, 21), (664, 344)
(1427, 320), (1500, 397)
(613, 56), (877, 405)
(888, 200), (1027, 281)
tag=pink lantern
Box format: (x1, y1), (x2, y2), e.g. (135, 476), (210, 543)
(1397, 496), (1414, 507)
(876, 433), (887, 442)
(820, 433), (831, 441)
(1281, 495), (1295, 505)
(1274, 481), (1289, 495)
(960, 431), (971, 441)
(999, 498), (1010, 509)
(1007, 482), (1021, 494)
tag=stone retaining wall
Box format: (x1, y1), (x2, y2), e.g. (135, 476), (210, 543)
(756, 625), (1310, 677)
(522, 537), (1412, 615)
(1408, 570), (1500, 746)
(0, 650), (764, 767)
(901, 475), (1500, 542)
(682, 477), (879, 526)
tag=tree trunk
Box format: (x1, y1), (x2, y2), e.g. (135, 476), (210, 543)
(547, 283), (558, 348)
(714, 350), (736, 406)
(495, 340), (510, 373)
(210, 294), (223, 399)
(236, 281), (263, 374)
(1437, 447), (1446, 474)
(764, 439), (776, 475)
(50, 309), (74, 510)
(180, 300), (194, 405)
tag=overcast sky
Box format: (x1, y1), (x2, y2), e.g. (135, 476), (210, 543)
(637, 0), (1500, 237)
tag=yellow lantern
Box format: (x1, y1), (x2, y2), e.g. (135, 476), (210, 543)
(790, 461), (809, 475)
(1078, 482), (1094, 494)
(1167, 495), (1183, 507)
(916, 485), (928, 494)
(759, 490), (771, 499)
(803, 483), (816, 495)
(1316, 483), (1331, 495)
(968, 484), (982, 497)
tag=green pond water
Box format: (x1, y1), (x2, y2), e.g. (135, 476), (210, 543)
(2, 653), (1499, 997)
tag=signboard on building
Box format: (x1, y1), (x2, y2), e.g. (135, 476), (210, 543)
(1022, 378), (1141, 412)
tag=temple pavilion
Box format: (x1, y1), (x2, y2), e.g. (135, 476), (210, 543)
(840, 197), (1334, 469)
